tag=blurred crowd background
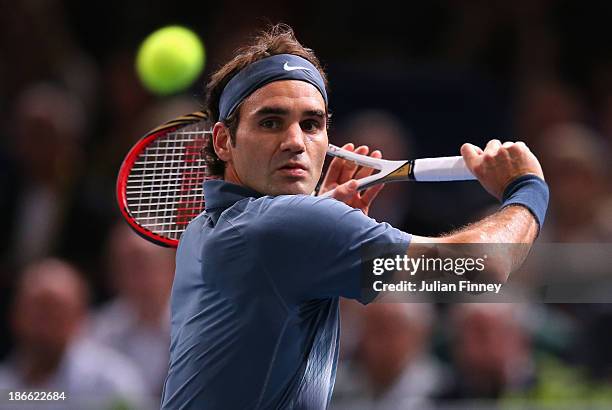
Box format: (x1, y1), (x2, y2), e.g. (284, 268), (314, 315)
(1, 1), (612, 409)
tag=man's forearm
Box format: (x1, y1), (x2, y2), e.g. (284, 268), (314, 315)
(410, 206), (538, 283)
(441, 205), (539, 245)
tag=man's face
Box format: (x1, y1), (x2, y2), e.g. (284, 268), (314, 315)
(217, 80), (328, 195)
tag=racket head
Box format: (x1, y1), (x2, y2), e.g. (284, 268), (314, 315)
(116, 111), (212, 247)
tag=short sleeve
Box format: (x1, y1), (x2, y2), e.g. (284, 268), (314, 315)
(242, 195), (411, 304)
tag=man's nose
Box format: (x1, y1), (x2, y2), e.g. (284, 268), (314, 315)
(280, 123), (306, 153)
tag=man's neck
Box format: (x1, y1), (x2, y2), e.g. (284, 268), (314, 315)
(223, 166), (243, 187)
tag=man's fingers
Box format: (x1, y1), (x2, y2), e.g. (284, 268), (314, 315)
(321, 145), (386, 211)
(485, 139), (501, 149)
(321, 158), (343, 187)
(338, 145), (369, 182)
(360, 182), (384, 205)
(461, 138), (545, 200)
(461, 143), (483, 155)
(461, 143), (483, 169)
(512, 141), (531, 154)
(330, 180), (358, 202)
(354, 150), (381, 180)
(321, 143), (353, 188)
(484, 139), (502, 157)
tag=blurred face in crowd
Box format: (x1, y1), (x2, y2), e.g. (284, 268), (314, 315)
(13, 84), (84, 183)
(453, 305), (528, 394)
(543, 157), (602, 218)
(535, 125), (606, 227)
(11, 260), (87, 359)
(358, 304), (430, 390)
(15, 113), (66, 179)
(214, 80), (328, 195)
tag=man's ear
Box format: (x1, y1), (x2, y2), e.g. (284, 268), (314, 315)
(212, 122), (232, 162)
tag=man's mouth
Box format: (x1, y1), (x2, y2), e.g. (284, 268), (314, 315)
(277, 162), (308, 177)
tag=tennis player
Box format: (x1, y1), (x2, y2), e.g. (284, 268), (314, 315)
(160, 24), (549, 409)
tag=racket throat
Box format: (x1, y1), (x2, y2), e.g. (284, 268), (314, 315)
(386, 161), (414, 181)
(356, 161), (414, 191)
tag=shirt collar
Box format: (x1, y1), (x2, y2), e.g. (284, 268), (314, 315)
(203, 179), (263, 211)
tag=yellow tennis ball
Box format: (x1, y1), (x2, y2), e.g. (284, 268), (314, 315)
(136, 26), (205, 95)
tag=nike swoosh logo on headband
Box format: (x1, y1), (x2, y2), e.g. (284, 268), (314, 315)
(283, 62), (311, 72)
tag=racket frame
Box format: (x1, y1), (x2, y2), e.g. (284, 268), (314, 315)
(116, 112), (209, 247)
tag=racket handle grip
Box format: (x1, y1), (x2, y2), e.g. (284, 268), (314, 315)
(412, 156), (476, 181)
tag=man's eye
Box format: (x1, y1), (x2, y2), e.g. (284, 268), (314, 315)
(260, 119), (280, 129)
(301, 120), (322, 132)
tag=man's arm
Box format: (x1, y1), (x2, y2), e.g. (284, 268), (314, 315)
(411, 139), (548, 283)
(411, 206), (538, 283)
(319, 138), (548, 284)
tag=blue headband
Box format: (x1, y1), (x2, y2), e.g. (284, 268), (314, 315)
(218, 54), (328, 121)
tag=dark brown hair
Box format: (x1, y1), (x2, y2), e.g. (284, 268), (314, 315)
(203, 24), (328, 177)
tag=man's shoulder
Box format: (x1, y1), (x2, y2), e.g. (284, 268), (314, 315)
(245, 194), (356, 218)
(231, 195), (382, 248)
(231, 194), (365, 229)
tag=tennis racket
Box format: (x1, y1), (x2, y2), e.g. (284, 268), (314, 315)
(117, 111), (476, 247)
(116, 111), (211, 247)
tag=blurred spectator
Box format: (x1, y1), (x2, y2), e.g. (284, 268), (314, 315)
(0, 1), (98, 111)
(92, 49), (154, 178)
(515, 80), (586, 143)
(88, 221), (175, 397)
(0, 258), (147, 408)
(0, 82), (115, 279)
(332, 303), (447, 410)
(439, 303), (535, 401)
(3, 83), (86, 266)
(334, 110), (413, 226)
(534, 122), (610, 242)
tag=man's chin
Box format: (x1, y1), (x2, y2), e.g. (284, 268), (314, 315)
(268, 180), (314, 196)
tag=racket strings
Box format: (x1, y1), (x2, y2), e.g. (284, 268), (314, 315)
(125, 124), (210, 239)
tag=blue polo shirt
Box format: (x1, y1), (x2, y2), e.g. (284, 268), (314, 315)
(161, 180), (410, 409)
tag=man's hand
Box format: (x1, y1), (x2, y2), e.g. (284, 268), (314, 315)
(318, 143), (384, 215)
(461, 140), (545, 201)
